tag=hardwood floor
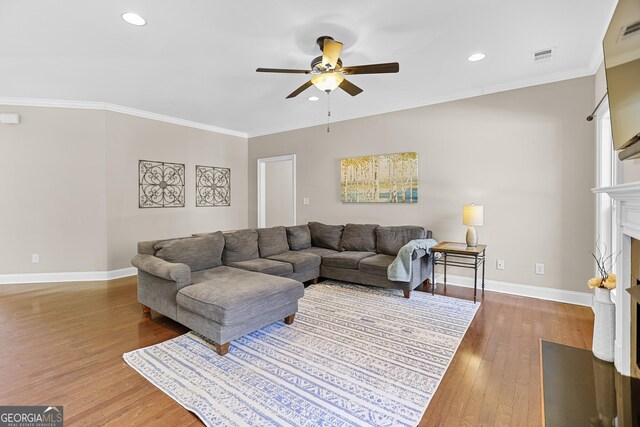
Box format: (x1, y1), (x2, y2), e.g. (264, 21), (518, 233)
(0, 277), (594, 426)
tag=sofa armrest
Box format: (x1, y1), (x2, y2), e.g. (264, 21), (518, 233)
(131, 254), (191, 288)
(412, 248), (428, 260)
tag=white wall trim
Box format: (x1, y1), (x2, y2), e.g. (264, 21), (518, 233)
(0, 267), (137, 285)
(0, 63), (600, 141)
(0, 97), (248, 139)
(437, 273), (593, 307)
(246, 65), (598, 138)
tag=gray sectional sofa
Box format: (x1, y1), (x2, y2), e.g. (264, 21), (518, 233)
(131, 222), (432, 355)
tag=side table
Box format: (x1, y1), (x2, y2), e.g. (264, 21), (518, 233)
(431, 242), (486, 303)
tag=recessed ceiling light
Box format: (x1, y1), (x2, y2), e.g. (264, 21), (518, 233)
(308, 96), (320, 101)
(122, 12), (146, 26)
(468, 53), (486, 62)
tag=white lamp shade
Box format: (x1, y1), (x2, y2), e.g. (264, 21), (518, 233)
(463, 204), (484, 226)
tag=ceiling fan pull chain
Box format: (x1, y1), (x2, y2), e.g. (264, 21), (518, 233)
(327, 92), (331, 133)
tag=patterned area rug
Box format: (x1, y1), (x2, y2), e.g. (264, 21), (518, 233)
(124, 281), (480, 426)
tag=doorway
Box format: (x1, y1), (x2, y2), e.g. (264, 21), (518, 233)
(257, 155), (296, 228)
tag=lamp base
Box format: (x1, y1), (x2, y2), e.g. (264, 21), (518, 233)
(466, 226), (478, 247)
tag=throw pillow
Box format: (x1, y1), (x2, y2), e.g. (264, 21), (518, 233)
(308, 221), (345, 251)
(376, 226), (427, 256)
(154, 232), (224, 272)
(340, 223), (379, 252)
(286, 225), (312, 250)
(257, 226), (289, 257)
(222, 229), (259, 264)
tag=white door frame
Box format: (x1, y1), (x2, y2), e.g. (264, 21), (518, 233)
(257, 154), (296, 228)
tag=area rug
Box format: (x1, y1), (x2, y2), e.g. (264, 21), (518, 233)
(123, 281), (480, 426)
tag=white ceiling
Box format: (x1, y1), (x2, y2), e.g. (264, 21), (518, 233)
(0, 0), (616, 137)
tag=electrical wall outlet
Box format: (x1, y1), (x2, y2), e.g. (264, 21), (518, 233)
(31, 254), (40, 263)
(303, 197), (310, 205)
(496, 259), (505, 270)
(535, 263), (545, 275)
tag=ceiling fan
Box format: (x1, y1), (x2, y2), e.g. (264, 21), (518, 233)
(256, 36), (399, 99)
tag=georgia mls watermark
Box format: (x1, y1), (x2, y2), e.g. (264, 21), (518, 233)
(0, 406), (63, 427)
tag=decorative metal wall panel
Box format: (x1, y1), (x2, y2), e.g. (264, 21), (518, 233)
(139, 160), (185, 208)
(340, 152), (418, 203)
(196, 165), (231, 207)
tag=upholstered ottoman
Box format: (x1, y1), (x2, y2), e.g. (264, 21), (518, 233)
(176, 266), (304, 355)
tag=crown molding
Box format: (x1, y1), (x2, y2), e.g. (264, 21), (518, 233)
(246, 65), (598, 138)
(0, 62), (600, 141)
(0, 97), (248, 139)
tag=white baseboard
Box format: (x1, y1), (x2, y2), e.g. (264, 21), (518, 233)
(433, 273), (593, 307)
(0, 267), (137, 285)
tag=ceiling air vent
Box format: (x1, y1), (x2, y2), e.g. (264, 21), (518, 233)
(532, 47), (555, 63)
(619, 20), (640, 42)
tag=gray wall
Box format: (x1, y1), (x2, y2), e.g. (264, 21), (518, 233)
(0, 105), (248, 274)
(248, 76), (596, 293)
(105, 111), (248, 270)
(0, 106), (108, 274)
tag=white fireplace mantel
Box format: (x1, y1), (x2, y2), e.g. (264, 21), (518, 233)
(593, 182), (640, 376)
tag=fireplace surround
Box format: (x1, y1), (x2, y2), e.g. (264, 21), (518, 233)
(594, 182), (640, 379)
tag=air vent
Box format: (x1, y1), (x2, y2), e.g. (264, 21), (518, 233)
(532, 47), (555, 62)
(619, 20), (640, 42)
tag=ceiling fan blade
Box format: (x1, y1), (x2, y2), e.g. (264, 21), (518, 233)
(322, 39), (343, 69)
(340, 62), (399, 75)
(286, 80), (314, 99)
(256, 68), (310, 74)
(339, 79), (363, 96)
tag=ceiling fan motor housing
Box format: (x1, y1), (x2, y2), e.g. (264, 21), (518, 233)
(311, 55), (342, 73)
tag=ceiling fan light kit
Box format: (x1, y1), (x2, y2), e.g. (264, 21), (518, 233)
(256, 35), (399, 99)
(311, 73), (344, 92)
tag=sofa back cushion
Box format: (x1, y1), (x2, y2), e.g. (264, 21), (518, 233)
(154, 232), (225, 271)
(222, 229), (259, 264)
(376, 226), (427, 256)
(257, 226), (289, 257)
(340, 223), (379, 252)
(286, 225), (312, 250)
(308, 222), (344, 251)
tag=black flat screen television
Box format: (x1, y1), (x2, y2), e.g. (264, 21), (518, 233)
(603, 0), (640, 159)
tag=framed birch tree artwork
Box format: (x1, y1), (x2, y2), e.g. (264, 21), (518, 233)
(340, 152), (418, 203)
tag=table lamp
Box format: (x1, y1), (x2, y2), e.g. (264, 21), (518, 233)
(463, 203), (484, 247)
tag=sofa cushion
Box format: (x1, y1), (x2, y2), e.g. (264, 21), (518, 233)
(179, 266), (304, 326)
(154, 232), (224, 272)
(308, 222), (344, 251)
(340, 223), (379, 252)
(376, 226), (427, 256)
(358, 254), (396, 276)
(257, 226), (289, 258)
(300, 247), (340, 258)
(227, 258), (293, 276)
(286, 225), (312, 250)
(267, 251), (321, 272)
(322, 251), (376, 269)
(222, 229), (259, 264)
